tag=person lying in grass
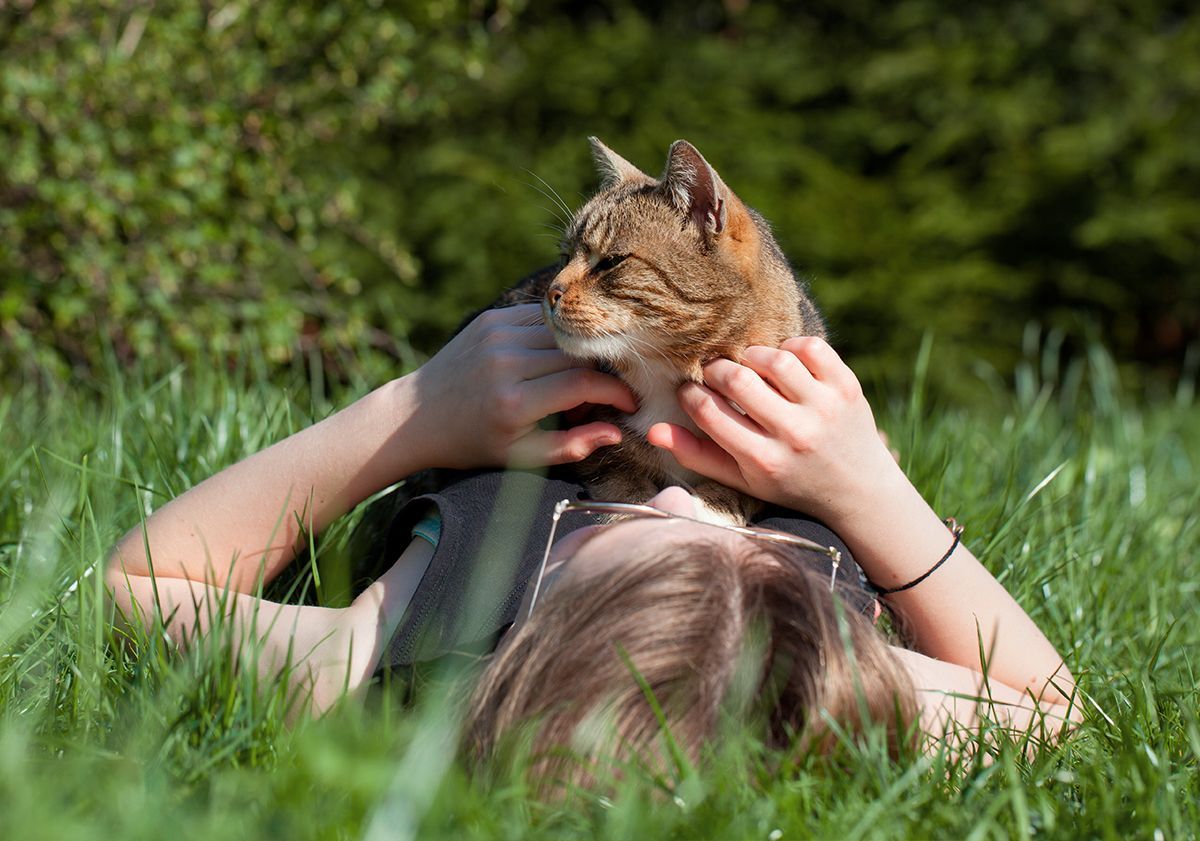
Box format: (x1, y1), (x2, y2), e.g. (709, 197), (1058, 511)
(107, 303), (1081, 783)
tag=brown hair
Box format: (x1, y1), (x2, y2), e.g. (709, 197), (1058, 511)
(462, 540), (918, 793)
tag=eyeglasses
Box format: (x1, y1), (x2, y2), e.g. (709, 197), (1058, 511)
(525, 499), (844, 619)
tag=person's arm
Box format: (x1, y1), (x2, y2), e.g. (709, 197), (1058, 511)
(646, 337), (1080, 734)
(890, 647), (1079, 747)
(106, 305), (637, 712)
(108, 304), (636, 595)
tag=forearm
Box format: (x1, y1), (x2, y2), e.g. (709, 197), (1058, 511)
(832, 460), (1076, 705)
(108, 302), (633, 601)
(109, 374), (429, 592)
(647, 339), (1079, 712)
(108, 537), (435, 715)
(892, 647), (1082, 749)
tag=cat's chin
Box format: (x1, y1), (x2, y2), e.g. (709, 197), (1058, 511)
(551, 327), (634, 365)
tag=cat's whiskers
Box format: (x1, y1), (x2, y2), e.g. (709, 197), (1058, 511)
(510, 311), (548, 329)
(535, 170), (576, 219)
(525, 169), (575, 221)
(522, 191), (570, 233)
(618, 330), (677, 372)
(450, 310), (552, 362)
(504, 290), (547, 304)
(534, 206), (570, 234)
(551, 324), (674, 382)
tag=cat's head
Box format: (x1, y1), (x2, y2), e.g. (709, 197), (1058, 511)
(542, 138), (819, 384)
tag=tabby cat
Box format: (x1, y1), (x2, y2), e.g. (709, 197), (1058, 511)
(501, 138), (827, 525)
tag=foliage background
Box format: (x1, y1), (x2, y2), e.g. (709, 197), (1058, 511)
(3, 0), (1198, 391)
(3, 3), (1200, 838)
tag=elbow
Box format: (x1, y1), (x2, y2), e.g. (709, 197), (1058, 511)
(107, 522), (150, 581)
(1042, 666), (1084, 733)
(104, 550), (131, 596)
(104, 547), (134, 616)
(1059, 691), (1085, 730)
(1037, 691), (1085, 746)
(105, 527), (150, 610)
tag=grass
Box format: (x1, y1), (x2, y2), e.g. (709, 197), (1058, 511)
(1, 335), (1198, 840)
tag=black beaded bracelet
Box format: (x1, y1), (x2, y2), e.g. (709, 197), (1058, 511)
(871, 518), (964, 596)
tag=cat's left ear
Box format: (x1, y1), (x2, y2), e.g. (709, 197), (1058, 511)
(589, 137), (650, 188)
(660, 140), (728, 240)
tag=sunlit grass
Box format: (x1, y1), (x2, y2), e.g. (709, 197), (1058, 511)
(1, 337), (1198, 839)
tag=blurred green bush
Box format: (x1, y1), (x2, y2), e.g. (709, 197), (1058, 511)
(2, 0), (1197, 391)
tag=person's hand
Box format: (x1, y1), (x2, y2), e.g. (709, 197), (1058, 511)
(408, 304), (637, 470)
(646, 337), (900, 524)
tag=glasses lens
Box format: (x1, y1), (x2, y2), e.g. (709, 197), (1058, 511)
(525, 505), (666, 614)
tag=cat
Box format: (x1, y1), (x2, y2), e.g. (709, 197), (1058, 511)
(345, 137), (827, 605)
(496, 138), (827, 525)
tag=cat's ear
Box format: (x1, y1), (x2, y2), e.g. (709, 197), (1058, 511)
(589, 137), (649, 188)
(659, 140), (729, 240)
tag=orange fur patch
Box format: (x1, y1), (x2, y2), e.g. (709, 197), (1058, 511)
(719, 196), (760, 276)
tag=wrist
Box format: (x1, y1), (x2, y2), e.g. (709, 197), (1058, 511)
(824, 462), (953, 591)
(810, 441), (911, 528)
(377, 372), (439, 477)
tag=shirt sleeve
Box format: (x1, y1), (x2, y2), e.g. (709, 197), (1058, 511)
(376, 470), (595, 667)
(752, 505), (878, 616)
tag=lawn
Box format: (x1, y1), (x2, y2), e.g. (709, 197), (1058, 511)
(1, 338), (1197, 840)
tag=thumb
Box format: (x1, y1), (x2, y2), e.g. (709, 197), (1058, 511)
(508, 422), (622, 468)
(647, 423), (746, 489)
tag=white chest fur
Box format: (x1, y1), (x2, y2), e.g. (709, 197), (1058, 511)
(556, 328), (734, 519)
(624, 367), (697, 439)
(617, 359), (690, 432)
(619, 360), (705, 483)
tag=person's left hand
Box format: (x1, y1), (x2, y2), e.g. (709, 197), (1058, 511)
(407, 304), (637, 470)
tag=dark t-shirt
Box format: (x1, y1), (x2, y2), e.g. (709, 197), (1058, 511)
(375, 470), (873, 667)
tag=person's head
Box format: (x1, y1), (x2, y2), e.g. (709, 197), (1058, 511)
(462, 488), (918, 793)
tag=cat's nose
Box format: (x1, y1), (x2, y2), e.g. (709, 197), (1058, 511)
(547, 283), (566, 311)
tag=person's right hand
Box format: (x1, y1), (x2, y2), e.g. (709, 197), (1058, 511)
(408, 304), (637, 471)
(646, 336), (901, 525)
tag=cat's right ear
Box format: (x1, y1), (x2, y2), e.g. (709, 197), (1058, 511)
(589, 137), (650, 188)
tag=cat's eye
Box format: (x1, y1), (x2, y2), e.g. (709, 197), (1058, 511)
(593, 254), (627, 273)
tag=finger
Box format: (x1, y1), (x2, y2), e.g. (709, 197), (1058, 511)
(512, 322), (559, 349)
(646, 423), (747, 491)
(699, 358), (790, 434)
(491, 303), (544, 325)
(740, 345), (816, 404)
(514, 348), (575, 380)
(522, 368), (638, 417)
(485, 304), (558, 348)
(779, 336), (854, 389)
(677, 381), (774, 455)
(509, 422), (622, 467)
